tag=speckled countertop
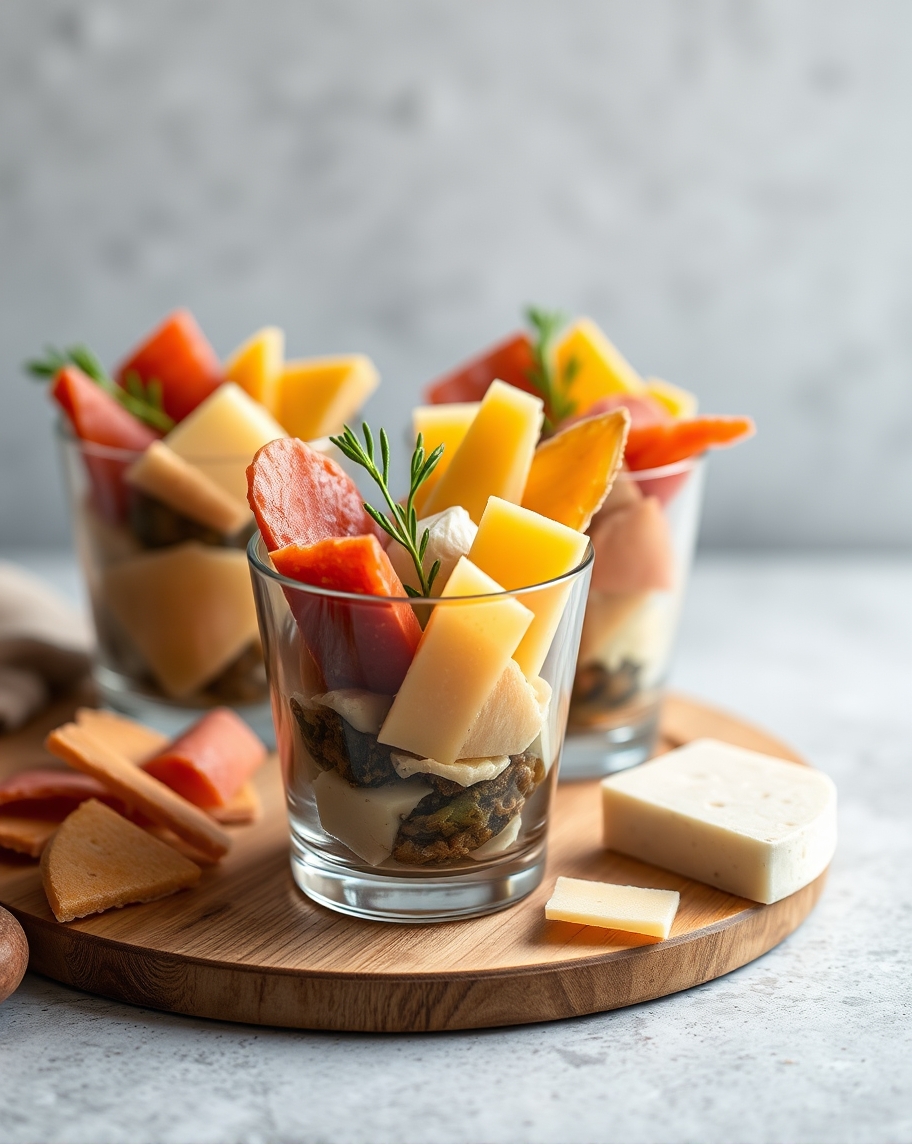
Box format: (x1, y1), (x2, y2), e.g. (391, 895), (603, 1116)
(1, 553), (910, 1144)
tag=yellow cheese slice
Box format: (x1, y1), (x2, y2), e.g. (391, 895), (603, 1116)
(545, 876), (680, 938)
(555, 318), (645, 415)
(271, 355), (379, 441)
(420, 381), (543, 524)
(377, 557), (534, 766)
(469, 498), (589, 678)
(223, 326), (285, 406)
(102, 543), (260, 698)
(645, 376), (698, 419)
(164, 382), (288, 503)
(411, 402), (481, 513)
(125, 441), (251, 536)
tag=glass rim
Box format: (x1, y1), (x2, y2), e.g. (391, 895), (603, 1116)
(619, 454), (705, 480)
(247, 531), (594, 604)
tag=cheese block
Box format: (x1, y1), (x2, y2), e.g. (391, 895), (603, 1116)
(41, 799), (200, 922)
(411, 402), (481, 513)
(271, 355), (379, 441)
(125, 441), (251, 536)
(378, 558), (534, 766)
(102, 543), (260, 698)
(421, 381), (543, 524)
(313, 690), (395, 736)
(459, 659), (550, 759)
(312, 769), (430, 866)
(391, 752), (511, 788)
(545, 877), (680, 939)
(224, 326), (285, 406)
(602, 739), (837, 904)
(554, 318), (645, 415)
(469, 814), (522, 860)
(386, 506), (477, 597)
(164, 382), (288, 503)
(469, 498), (589, 678)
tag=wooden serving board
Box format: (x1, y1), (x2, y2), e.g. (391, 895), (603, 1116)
(0, 693), (824, 1032)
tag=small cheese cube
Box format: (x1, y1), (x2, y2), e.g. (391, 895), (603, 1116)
(271, 355), (379, 441)
(545, 877), (680, 939)
(223, 326), (285, 406)
(164, 382), (288, 503)
(554, 318), (645, 414)
(602, 739), (837, 905)
(312, 770), (430, 866)
(411, 402), (481, 512)
(469, 498), (589, 678)
(421, 381), (543, 524)
(377, 558), (534, 765)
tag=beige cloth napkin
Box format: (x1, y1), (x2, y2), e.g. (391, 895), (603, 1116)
(0, 562), (93, 731)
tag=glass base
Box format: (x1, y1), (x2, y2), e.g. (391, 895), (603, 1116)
(94, 664), (276, 747)
(290, 838), (546, 924)
(561, 705), (660, 780)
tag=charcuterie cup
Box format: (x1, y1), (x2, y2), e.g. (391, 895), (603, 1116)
(563, 456), (705, 778)
(249, 533), (593, 922)
(58, 427), (272, 737)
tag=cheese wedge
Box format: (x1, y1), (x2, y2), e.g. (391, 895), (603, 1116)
(224, 326), (285, 406)
(602, 739), (837, 904)
(420, 381), (544, 524)
(102, 543), (260, 698)
(378, 558), (534, 766)
(469, 498), (589, 678)
(41, 799), (200, 922)
(164, 382), (288, 503)
(411, 402), (481, 513)
(125, 441), (251, 536)
(459, 660), (550, 759)
(545, 877), (680, 939)
(312, 769), (430, 866)
(271, 355), (379, 441)
(554, 318), (645, 414)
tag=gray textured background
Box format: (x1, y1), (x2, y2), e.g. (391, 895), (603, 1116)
(2, 0), (911, 549)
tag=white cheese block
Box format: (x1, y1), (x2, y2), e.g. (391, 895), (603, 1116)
(391, 751), (510, 788)
(545, 877), (680, 938)
(386, 506), (478, 597)
(313, 689), (394, 736)
(125, 441), (251, 536)
(459, 661), (550, 759)
(469, 814), (522, 860)
(311, 770), (430, 866)
(602, 739), (837, 904)
(164, 382), (288, 503)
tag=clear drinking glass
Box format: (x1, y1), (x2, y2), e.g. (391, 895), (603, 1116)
(562, 456), (706, 779)
(58, 427), (272, 738)
(249, 533), (593, 923)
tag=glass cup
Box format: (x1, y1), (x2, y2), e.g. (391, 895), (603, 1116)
(562, 456), (706, 779)
(249, 534), (593, 923)
(58, 426), (272, 739)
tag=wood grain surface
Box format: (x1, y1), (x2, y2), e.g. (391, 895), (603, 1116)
(0, 692), (826, 1032)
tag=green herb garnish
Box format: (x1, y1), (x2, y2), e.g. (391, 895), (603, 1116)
(25, 344), (175, 433)
(330, 423), (444, 598)
(524, 306), (579, 432)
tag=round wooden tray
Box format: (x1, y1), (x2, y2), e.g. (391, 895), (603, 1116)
(0, 693), (824, 1032)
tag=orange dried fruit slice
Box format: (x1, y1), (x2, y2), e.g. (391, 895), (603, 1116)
(522, 409), (630, 532)
(41, 799), (200, 922)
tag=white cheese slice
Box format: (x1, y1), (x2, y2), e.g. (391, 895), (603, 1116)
(125, 441), (251, 536)
(469, 814), (522, 860)
(602, 739), (837, 904)
(391, 751), (510, 788)
(311, 771), (431, 866)
(164, 381), (288, 503)
(313, 689), (394, 736)
(545, 877), (680, 939)
(458, 661), (550, 760)
(386, 506), (478, 597)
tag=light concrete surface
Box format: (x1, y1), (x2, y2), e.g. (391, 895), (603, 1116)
(3, 1), (912, 548)
(0, 552), (909, 1144)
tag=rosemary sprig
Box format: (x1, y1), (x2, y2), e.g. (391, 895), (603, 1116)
(524, 306), (579, 432)
(330, 423), (444, 598)
(25, 344), (175, 433)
